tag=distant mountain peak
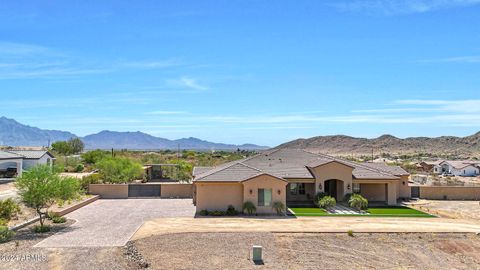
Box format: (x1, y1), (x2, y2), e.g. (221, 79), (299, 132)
(0, 116), (268, 150)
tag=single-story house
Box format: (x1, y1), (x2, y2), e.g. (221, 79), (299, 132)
(0, 149), (55, 178)
(432, 160), (480, 176)
(192, 149), (410, 214)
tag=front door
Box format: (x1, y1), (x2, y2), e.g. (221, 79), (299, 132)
(324, 180), (337, 200)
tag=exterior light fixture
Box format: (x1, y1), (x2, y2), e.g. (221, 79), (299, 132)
(318, 183), (322, 190)
(277, 189), (281, 195)
(347, 184), (351, 190)
(249, 189), (253, 195)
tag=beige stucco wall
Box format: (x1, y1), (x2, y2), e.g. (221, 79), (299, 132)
(195, 183), (243, 212)
(419, 186), (480, 200)
(89, 184), (128, 199)
(359, 183), (386, 202)
(397, 175), (411, 198)
(160, 183), (193, 198)
(354, 179), (398, 205)
(242, 175), (288, 214)
(309, 162), (353, 200)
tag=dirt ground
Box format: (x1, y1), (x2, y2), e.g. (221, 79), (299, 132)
(413, 200), (480, 220)
(0, 182), (16, 193)
(133, 232), (480, 270)
(0, 220), (135, 270)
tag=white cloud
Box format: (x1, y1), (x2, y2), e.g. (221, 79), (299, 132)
(331, 0), (480, 15)
(419, 56), (480, 63)
(166, 76), (209, 91)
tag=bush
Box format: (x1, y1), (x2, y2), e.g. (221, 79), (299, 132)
(314, 192), (327, 206)
(347, 230), (354, 237)
(79, 173), (102, 191)
(209, 210), (225, 216)
(199, 210), (209, 216)
(74, 164), (84, 173)
(52, 216), (67, 223)
(225, 205), (238, 216)
(34, 225), (51, 233)
(0, 218), (8, 226)
(96, 157), (144, 183)
(81, 150), (109, 164)
(243, 201), (256, 215)
(0, 226), (15, 243)
(272, 201), (285, 215)
(349, 194), (368, 210)
(0, 198), (21, 220)
(318, 196), (336, 209)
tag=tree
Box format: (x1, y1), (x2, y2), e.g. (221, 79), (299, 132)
(69, 138), (84, 154)
(51, 138), (85, 155)
(96, 157), (144, 183)
(51, 141), (71, 155)
(15, 165), (80, 230)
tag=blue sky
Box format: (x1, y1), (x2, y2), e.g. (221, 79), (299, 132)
(1, 0), (479, 146)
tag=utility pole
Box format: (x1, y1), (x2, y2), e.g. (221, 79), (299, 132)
(371, 147), (374, 163)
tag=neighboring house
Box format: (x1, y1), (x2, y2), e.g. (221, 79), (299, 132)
(432, 160), (480, 176)
(417, 161), (442, 173)
(0, 149), (55, 179)
(192, 149), (410, 214)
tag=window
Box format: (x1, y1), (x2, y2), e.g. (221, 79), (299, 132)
(298, 183), (306, 195)
(289, 183), (298, 195)
(352, 183), (361, 194)
(258, 188), (272, 206)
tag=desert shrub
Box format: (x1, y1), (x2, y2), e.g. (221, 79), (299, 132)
(0, 198), (21, 220)
(80, 173), (102, 191)
(318, 196), (336, 209)
(209, 210), (225, 216)
(74, 164), (84, 173)
(225, 205), (238, 216)
(96, 157), (144, 183)
(0, 226), (15, 243)
(52, 216), (67, 223)
(314, 192), (327, 206)
(0, 218), (8, 226)
(199, 210), (209, 216)
(349, 194), (368, 210)
(243, 201), (256, 215)
(81, 150), (109, 164)
(272, 201), (285, 215)
(347, 230), (354, 237)
(33, 225), (50, 233)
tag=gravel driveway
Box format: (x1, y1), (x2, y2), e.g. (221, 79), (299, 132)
(35, 199), (195, 247)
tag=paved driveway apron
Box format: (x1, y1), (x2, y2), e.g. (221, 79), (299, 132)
(35, 199), (195, 247)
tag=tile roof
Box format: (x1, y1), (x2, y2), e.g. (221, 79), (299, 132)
(192, 166), (214, 177)
(440, 160), (480, 169)
(361, 162), (409, 176)
(194, 148), (405, 182)
(0, 150), (24, 159)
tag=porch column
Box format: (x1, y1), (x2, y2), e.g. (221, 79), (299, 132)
(16, 160), (23, 177)
(387, 182), (397, 205)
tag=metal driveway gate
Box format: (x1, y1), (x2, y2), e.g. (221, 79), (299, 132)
(128, 184), (161, 197)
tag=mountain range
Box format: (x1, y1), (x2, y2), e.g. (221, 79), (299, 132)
(3, 116), (480, 155)
(277, 133), (480, 156)
(0, 116), (268, 150)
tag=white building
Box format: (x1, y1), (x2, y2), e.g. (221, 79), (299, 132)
(433, 160), (480, 177)
(0, 149), (55, 179)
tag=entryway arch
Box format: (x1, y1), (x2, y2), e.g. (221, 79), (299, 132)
(324, 179), (345, 201)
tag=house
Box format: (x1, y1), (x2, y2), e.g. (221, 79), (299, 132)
(0, 149), (55, 179)
(432, 160), (480, 176)
(192, 149), (410, 214)
(417, 161), (442, 173)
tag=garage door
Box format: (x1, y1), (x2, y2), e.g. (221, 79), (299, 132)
(128, 184), (161, 197)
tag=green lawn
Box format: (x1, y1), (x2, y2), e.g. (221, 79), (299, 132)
(290, 206), (433, 217)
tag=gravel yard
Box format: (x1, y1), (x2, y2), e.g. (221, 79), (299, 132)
(0, 219), (136, 270)
(132, 232), (480, 269)
(414, 200), (480, 220)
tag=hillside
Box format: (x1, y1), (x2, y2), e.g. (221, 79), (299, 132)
(0, 116), (268, 150)
(276, 133), (480, 156)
